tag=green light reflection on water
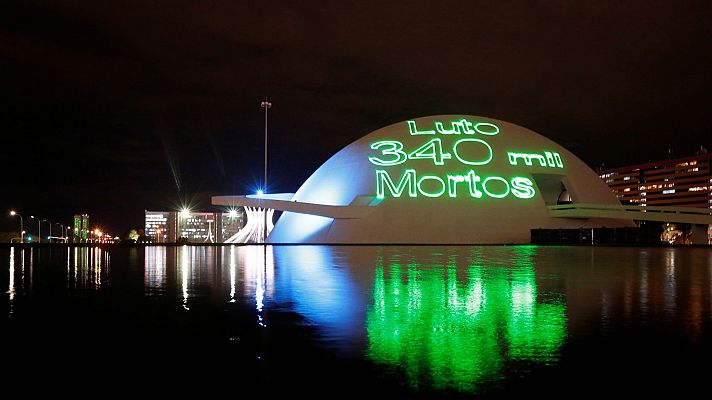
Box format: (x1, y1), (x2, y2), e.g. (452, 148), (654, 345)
(366, 247), (567, 392)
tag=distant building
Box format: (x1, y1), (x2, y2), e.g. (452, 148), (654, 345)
(599, 153), (712, 243)
(144, 211), (175, 243)
(73, 214), (89, 241)
(144, 209), (245, 243)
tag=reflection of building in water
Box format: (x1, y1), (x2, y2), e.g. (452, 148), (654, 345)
(144, 246), (166, 296)
(144, 210), (245, 243)
(366, 248), (567, 391)
(68, 247), (110, 290)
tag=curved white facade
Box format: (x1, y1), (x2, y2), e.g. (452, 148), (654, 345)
(218, 115), (631, 244)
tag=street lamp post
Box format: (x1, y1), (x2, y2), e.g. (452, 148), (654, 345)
(30, 216), (41, 243)
(56, 223), (64, 242)
(260, 98), (272, 243)
(9, 211), (23, 243)
(43, 219), (52, 242)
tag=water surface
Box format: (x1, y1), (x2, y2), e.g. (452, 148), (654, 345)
(2, 245), (711, 396)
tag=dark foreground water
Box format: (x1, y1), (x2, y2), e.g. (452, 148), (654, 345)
(1, 245), (711, 397)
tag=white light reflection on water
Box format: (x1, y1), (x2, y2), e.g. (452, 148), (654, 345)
(180, 246), (190, 310)
(94, 247), (102, 288)
(8, 247), (15, 317)
(229, 245), (236, 303)
(19, 249), (24, 295)
(240, 245), (274, 326)
(66, 248), (70, 289)
(664, 249), (677, 315)
(144, 246), (166, 296)
(63, 247), (111, 290)
(29, 248), (33, 290)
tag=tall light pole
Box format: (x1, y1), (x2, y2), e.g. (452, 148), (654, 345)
(56, 223), (64, 241)
(10, 211), (23, 243)
(30, 215), (41, 243)
(43, 219), (52, 241)
(260, 98), (272, 243)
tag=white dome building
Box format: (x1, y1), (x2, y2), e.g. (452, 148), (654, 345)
(214, 115), (631, 244)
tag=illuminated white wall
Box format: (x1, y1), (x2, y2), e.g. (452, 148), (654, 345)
(267, 115), (630, 244)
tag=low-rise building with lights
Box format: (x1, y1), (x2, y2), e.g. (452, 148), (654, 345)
(144, 209), (245, 243)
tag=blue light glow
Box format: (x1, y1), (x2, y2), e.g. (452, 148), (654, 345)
(257, 189), (264, 197)
(271, 246), (362, 342)
(267, 212), (332, 243)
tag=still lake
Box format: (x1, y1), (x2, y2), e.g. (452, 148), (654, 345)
(2, 245), (711, 396)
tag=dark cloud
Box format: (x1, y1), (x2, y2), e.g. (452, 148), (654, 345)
(2, 0), (711, 233)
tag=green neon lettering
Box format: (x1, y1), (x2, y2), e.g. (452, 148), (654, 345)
(456, 119), (475, 134)
(474, 122), (499, 135)
(554, 153), (563, 168)
(545, 152), (555, 167)
(369, 140), (408, 166)
(407, 138), (451, 165)
(376, 169), (416, 198)
(434, 119), (476, 135)
(508, 151), (563, 168)
(483, 176), (510, 198)
(417, 175), (446, 197)
(511, 177), (536, 199)
(447, 174), (466, 197)
(453, 138), (493, 165)
(507, 152), (546, 166)
(407, 120), (435, 135)
(467, 170), (483, 198)
(434, 121), (458, 135)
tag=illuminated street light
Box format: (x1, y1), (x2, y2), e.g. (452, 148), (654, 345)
(30, 215), (41, 243)
(228, 209), (238, 218)
(9, 210), (23, 243)
(256, 189), (264, 197)
(178, 208), (191, 243)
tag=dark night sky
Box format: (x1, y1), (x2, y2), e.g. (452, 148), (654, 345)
(2, 0), (711, 235)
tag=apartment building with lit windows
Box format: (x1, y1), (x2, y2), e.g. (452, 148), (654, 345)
(599, 152), (711, 243)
